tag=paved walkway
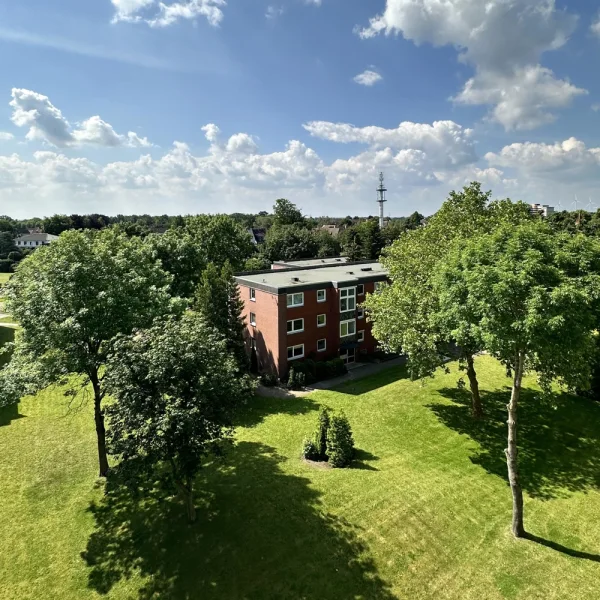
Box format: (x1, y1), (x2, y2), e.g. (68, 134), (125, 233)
(255, 356), (407, 399)
(307, 356), (406, 390)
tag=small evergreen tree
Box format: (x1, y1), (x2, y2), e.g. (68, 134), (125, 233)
(326, 412), (355, 468)
(194, 262), (249, 372)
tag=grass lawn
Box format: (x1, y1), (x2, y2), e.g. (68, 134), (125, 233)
(0, 272), (12, 285)
(1, 356), (600, 599)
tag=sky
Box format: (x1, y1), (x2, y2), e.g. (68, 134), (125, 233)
(0, 0), (599, 219)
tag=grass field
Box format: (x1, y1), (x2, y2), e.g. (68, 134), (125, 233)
(0, 273), (12, 285)
(1, 356), (600, 599)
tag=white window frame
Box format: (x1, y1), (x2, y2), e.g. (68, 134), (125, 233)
(287, 292), (304, 308)
(358, 330), (365, 342)
(287, 344), (304, 361)
(250, 312), (257, 326)
(357, 284), (365, 296)
(339, 287), (356, 312)
(317, 338), (327, 353)
(317, 314), (326, 328)
(317, 289), (327, 303)
(340, 319), (356, 338)
(357, 308), (364, 319)
(250, 288), (256, 302)
(287, 318), (304, 334)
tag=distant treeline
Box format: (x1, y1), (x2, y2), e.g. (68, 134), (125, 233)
(0, 208), (425, 237)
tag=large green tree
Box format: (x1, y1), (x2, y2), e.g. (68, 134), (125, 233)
(262, 224), (320, 262)
(0, 229), (176, 476)
(273, 198), (305, 227)
(435, 222), (600, 536)
(194, 262), (248, 372)
(148, 215), (254, 299)
(105, 313), (254, 522)
(365, 183), (531, 417)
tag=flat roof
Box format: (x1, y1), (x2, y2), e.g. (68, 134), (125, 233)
(273, 257), (349, 268)
(236, 261), (387, 294)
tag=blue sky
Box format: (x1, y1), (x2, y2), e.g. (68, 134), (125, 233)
(0, 0), (599, 218)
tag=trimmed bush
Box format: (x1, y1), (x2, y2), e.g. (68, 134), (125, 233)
(302, 437), (320, 461)
(0, 259), (13, 273)
(326, 412), (355, 468)
(260, 372), (278, 387)
(315, 407), (330, 459)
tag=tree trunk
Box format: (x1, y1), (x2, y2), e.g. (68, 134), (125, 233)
(91, 372), (109, 478)
(505, 352), (525, 538)
(465, 354), (483, 418)
(177, 479), (196, 523)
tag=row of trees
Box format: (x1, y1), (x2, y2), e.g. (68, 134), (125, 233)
(366, 183), (600, 538)
(0, 217), (256, 520)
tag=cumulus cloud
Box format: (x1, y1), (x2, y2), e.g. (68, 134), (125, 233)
(353, 69), (383, 86)
(358, 0), (584, 130)
(0, 132), (14, 141)
(303, 119), (477, 168)
(0, 117), (501, 218)
(455, 65), (586, 130)
(9, 88), (153, 148)
(485, 137), (600, 179)
(111, 0), (226, 27)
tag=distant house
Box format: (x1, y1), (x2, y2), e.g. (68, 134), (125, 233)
(530, 204), (555, 218)
(248, 228), (267, 245)
(320, 224), (341, 237)
(15, 232), (59, 249)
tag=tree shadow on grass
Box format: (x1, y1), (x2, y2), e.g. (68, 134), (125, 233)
(237, 394), (319, 428)
(0, 403), (25, 427)
(333, 364), (409, 397)
(523, 533), (600, 562)
(351, 449), (380, 471)
(82, 442), (394, 600)
(428, 387), (600, 500)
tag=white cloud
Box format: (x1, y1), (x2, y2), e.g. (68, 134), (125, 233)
(592, 104), (600, 112)
(358, 0), (583, 130)
(455, 65), (586, 130)
(592, 13), (600, 37)
(111, 0), (155, 22)
(111, 0), (226, 28)
(485, 138), (600, 179)
(0, 132), (14, 141)
(303, 119), (477, 168)
(9, 88), (153, 148)
(266, 5), (284, 20)
(353, 69), (383, 86)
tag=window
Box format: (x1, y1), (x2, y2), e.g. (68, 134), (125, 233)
(250, 312), (257, 326)
(340, 319), (356, 338)
(374, 281), (386, 293)
(317, 339), (326, 352)
(357, 284), (365, 295)
(287, 344), (304, 360)
(358, 330), (365, 342)
(317, 314), (326, 327)
(357, 308), (364, 319)
(287, 318), (304, 334)
(340, 287), (356, 312)
(250, 288), (256, 302)
(317, 289), (327, 303)
(287, 292), (304, 308)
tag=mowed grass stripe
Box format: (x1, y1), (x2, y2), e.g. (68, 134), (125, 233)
(1, 356), (600, 599)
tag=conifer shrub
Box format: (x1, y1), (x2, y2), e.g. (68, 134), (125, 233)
(326, 411), (355, 468)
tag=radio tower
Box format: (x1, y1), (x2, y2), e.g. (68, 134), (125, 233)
(376, 172), (387, 229)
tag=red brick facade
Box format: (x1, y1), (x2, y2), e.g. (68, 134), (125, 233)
(238, 279), (381, 377)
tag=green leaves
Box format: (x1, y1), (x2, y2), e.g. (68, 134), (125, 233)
(434, 221), (600, 391)
(104, 313), (255, 499)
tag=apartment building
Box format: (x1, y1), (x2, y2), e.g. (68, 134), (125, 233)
(235, 260), (388, 377)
